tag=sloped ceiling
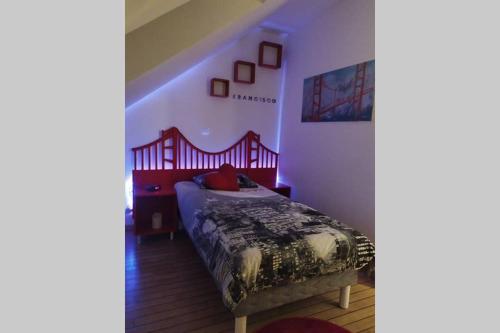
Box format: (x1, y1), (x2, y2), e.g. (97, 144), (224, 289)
(259, 0), (339, 32)
(126, 0), (264, 83)
(126, 0), (192, 34)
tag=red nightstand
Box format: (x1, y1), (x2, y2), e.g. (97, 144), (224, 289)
(268, 183), (291, 198)
(133, 187), (178, 244)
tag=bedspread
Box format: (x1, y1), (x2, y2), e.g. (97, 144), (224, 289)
(175, 181), (375, 311)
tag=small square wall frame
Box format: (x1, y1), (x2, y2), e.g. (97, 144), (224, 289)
(259, 41), (282, 69)
(233, 61), (256, 84)
(210, 78), (230, 97)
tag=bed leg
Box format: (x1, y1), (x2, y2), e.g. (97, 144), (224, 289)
(170, 232), (174, 241)
(136, 236), (142, 245)
(235, 316), (247, 333)
(339, 285), (351, 309)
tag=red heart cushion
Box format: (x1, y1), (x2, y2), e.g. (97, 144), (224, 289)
(204, 167), (239, 191)
(219, 163), (237, 178)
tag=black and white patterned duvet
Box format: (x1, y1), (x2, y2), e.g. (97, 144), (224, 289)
(175, 182), (375, 311)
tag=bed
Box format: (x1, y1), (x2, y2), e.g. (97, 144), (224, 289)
(131, 127), (375, 333)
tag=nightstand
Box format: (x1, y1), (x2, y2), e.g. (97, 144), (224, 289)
(133, 186), (178, 244)
(268, 183), (291, 198)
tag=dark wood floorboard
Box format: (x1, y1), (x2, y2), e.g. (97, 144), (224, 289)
(126, 230), (375, 333)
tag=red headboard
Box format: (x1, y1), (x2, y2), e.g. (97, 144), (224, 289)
(132, 127), (278, 190)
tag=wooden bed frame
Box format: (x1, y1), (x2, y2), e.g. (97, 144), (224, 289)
(131, 127), (354, 333)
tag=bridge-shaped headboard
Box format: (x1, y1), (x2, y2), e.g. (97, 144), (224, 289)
(132, 127), (279, 190)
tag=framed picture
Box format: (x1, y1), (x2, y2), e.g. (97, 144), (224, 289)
(233, 60), (256, 84)
(210, 78), (229, 97)
(301, 60), (375, 122)
(258, 41), (282, 69)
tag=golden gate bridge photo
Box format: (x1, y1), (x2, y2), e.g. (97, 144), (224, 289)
(301, 60), (375, 122)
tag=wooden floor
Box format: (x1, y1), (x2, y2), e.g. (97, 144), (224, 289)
(126, 230), (375, 333)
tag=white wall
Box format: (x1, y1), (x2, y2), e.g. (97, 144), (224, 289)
(125, 29), (286, 206)
(279, 0), (375, 241)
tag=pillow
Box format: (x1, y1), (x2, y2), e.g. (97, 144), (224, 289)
(219, 163), (237, 179)
(192, 173), (210, 188)
(192, 164), (239, 191)
(237, 173), (258, 188)
(204, 170), (239, 191)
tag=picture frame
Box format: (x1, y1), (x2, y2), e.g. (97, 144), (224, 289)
(210, 78), (230, 97)
(258, 41), (282, 69)
(233, 60), (256, 84)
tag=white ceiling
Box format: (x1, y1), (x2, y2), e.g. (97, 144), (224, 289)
(260, 0), (339, 33)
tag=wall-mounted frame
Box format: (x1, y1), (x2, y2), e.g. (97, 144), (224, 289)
(233, 61), (256, 84)
(258, 41), (282, 69)
(301, 60), (375, 122)
(210, 78), (230, 97)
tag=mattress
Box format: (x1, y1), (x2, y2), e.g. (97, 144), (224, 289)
(175, 181), (375, 311)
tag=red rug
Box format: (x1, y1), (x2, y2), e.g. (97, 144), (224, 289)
(255, 317), (352, 333)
